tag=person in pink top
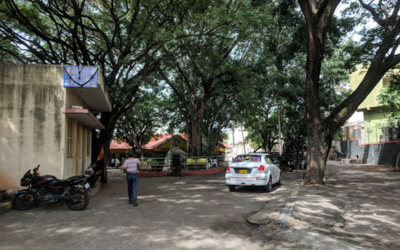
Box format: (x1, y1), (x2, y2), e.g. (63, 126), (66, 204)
(121, 151), (141, 206)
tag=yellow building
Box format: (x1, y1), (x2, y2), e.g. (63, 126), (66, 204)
(350, 66), (399, 143)
(0, 64), (111, 190)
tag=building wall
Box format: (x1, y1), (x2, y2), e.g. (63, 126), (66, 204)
(65, 87), (86, 109)
(339, 66), (400, 167)
(349, 65), (387, 110)
(0, 64), (92, 189)
(63, 87), (92, 178)
(346, 111), (364, 125)
(0, 64), (65, 189)
(226, 128), (254, 157)
(227, 127), (249, 146)
(347, 66), (400, 144)
(363, 112), (386, 143)
(63, 119), (91, 178)
(350, 66), (396, 111)
(335, 139), (400, 167)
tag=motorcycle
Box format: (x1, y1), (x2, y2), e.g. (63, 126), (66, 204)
(12, 165), (90, 211)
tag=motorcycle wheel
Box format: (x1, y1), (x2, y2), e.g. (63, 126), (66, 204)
(12, 191), (35, 210)
(66, 188), (89, 210)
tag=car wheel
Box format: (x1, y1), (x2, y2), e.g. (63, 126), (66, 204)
(277, 174), (282, 186)
(228, 185), (235, 192)
(264, 177), (272, 192)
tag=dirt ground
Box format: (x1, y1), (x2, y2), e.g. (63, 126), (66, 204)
(0, 169), (278, 250)
(1, 162), (400, 249)
(252, 161), (400, 250)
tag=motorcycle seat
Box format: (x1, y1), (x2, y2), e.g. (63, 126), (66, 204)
(66, 175), (85, 182)
(53, 176), (84, 186)
(49, 179), (69, 186)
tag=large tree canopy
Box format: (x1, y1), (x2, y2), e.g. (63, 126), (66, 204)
(238, 0), (350, 160)
(114, 86), (169, 158)
(158, 0), (270, 155)
(0, 0), (230, 179)
(2, 0), (400, 186)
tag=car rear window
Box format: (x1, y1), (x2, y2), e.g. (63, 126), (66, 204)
(234, 155), (261, 162)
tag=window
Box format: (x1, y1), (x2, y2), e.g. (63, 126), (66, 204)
(233, 155), (261, 162)
(67, 120), (73, 157)
(87, 128), (91, 156)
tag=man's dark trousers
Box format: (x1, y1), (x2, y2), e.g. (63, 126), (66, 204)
(87, 175), (99, 187)
(126, 173), (139, 202)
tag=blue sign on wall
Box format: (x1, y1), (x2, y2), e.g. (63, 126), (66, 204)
(63, 65), (98, 88)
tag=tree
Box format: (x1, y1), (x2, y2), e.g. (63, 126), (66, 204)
(377, 68), (400, 120)
(114, 89), (168, 158)
(0, 0), (200, 181)
(201, 91), (237, 156)
(158, 0), (266, 156)
(299, 0), (400, 184)
(237, 0), (307, 155)
(246, 112), (280, 153)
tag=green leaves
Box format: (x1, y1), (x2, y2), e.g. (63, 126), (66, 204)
(377, 69), (400, 121)
(155, 0), (271, 155)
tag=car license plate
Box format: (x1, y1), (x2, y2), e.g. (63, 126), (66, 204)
(84, 183), (90, 189)
(239, 169), (247, 174)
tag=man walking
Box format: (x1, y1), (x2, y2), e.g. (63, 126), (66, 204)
(121, 151), (141, 206)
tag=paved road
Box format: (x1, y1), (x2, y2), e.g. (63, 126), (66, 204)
(4, 163), (400, 249)
(0, 169), (292, 250)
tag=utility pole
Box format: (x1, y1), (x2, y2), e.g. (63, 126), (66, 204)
(278, 107), (282, 156)
(232, 128), (235, 147)
(241, 126), (246, 154)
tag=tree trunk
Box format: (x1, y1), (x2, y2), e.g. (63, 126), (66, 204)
(188, 118), (202, 156)
(298, 0), (341, 185)
(98, 112), (117, 183)
(139, 148), (144, 159)
(303, 123), (332, 184)
(131, 133), (144, 159)
(298, 0), (400, 185)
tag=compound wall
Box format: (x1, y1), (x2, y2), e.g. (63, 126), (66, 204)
(334, 139), (400, 167)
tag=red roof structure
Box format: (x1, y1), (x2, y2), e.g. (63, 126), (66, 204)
(109, 134), (230, 154)
(144, 134), (187, 149)
(109, 141), (131, 153)
(220, 143), (232, 149)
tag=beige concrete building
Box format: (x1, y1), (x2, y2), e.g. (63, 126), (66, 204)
(0, 64), (111, 190)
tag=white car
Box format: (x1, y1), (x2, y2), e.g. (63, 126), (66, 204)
(225, 153), (281, 192)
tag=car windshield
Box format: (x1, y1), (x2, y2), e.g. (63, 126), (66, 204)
(234, 155), (261, 162)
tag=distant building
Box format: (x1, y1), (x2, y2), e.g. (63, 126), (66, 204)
(0, 64), (111, 189)
(347, 66), (399, 143)
(109, 134), (231, 158)
(109, 134), (186, 158)
(334, 66), (400, 165)
(225, 127), (253, 158)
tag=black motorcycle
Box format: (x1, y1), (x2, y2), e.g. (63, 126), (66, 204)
(12, 165), (90, 211)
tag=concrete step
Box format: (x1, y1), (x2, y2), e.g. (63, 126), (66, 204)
(87, 178), (101, 197)
(0, 201), (12, 215)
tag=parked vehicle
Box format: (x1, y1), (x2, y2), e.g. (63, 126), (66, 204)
(273, 160), (281, 169)
(225, 153), (281, 192)
(12, 165), (90, 211)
